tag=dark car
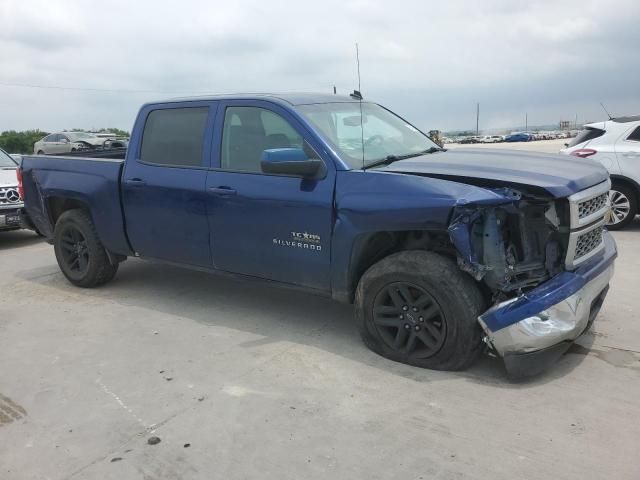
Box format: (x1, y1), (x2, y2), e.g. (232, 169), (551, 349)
(505, 133), (531, 142)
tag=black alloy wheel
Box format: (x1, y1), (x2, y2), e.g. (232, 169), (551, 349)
(58, 224), (90, 275)
(372, 281), (446, 358)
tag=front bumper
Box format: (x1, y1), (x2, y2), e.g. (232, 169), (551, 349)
(478, 231), (617, 378)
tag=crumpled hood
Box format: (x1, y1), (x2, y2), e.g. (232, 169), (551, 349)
(376, 148), (609, 198)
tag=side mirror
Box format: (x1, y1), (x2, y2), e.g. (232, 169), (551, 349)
(261, 148), (325, 179)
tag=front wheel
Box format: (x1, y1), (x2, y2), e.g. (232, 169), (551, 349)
(606, 185), (637, 230)
(355, 251), (486, 371)
(53, 209), (118, 287)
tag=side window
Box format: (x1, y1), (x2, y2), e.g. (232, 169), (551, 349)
(221, 106), (304, 173)
(627, 126), (640, 142)
(47, 134), (59, 142)
(140, 107), (209, 167)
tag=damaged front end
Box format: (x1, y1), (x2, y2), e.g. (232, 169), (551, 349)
(447, 184), (616, 378)
(448, 187), (567, 301)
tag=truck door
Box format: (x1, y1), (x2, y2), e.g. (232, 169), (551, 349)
(206, 101), (335, 292)
(122, 102), (215, 267)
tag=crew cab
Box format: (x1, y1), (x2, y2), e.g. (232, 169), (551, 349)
(20, 93), (617, 378)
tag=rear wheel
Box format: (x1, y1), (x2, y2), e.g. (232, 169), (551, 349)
(606, 184), (637, 230)
(53, 209), (118, 287)
(355, 251), (486, 371)
(37, 150), (44, 155)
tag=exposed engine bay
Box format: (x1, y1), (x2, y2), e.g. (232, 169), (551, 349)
(448, 188), (568, 301)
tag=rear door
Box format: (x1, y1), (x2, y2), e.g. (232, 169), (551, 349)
(614, 125), (640, 185)
(205, 100), (335, 291)
(122, 102), (216, 267)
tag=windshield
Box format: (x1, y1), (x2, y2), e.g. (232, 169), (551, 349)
(297, 102), (438, 169)
(66, 132), (97, 141)
(0, 148), (17, 168)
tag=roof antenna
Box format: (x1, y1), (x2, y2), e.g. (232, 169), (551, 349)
(600, 102), (613, 120)
(352, 43), (365, 169)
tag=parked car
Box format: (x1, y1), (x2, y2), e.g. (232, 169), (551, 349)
(0, 148), (24, 232)
(458, 136), (479, 144)
(560, 116), (640, 229)
(505, 132), (531, 142)
(480, 135), (503, 143)
(20, 93), (616, 378)
(33, 131), (123, 155)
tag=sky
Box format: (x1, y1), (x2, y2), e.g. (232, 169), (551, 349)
(1, 0), (639, 133)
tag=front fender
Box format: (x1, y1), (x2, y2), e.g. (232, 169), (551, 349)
(330, 170), (512, 302)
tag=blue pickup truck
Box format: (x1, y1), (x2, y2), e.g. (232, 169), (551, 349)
(20, 93), (616, 377)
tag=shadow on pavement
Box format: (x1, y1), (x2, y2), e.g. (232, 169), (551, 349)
(18, 255), (592, 389)
(0, 229), (44, 251)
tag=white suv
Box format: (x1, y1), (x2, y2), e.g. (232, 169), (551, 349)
(560, 116), (640, 229)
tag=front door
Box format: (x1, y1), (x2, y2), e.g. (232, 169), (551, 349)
(122, 103), (215, 267)
(206, 101), (335, 291)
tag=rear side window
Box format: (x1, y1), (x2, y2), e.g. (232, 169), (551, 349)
(568, 127), (605, 148)
(626, 126), (640, 142)
(140, 107), (209, 167)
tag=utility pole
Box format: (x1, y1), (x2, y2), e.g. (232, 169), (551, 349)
(476, 102), (479, 136)
(525, 112), (528, 131)
(575, 112), (578, 129)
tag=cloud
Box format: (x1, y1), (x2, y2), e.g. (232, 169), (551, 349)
(0, 0), (639, 132)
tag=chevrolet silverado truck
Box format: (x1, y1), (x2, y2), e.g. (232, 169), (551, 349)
(19, 93), (617, 377)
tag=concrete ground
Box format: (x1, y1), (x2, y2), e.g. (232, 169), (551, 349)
(1, 142), (639, 478)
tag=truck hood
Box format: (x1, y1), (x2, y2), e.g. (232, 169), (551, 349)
(376, 148), (608, 198)
(0, 168), (18, 188)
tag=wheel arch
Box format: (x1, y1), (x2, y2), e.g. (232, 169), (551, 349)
(609, 175), (640, 200)
(338, 229), (457, 304)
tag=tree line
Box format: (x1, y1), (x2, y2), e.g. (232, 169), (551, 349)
(0, 128), (130, 154)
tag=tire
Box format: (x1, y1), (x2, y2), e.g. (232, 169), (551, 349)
(53, 209), (118, 287)
(355, 250), (486, 371)
(37, 150), (44, 155)
(606, 184), (637, 230)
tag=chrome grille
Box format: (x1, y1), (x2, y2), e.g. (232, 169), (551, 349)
(568, 181), (611, 228)
(0, 187), (22, 206)
(578, 193), (608, 220)
(575, 226), (604, 260)
(566, 180), (610, 270)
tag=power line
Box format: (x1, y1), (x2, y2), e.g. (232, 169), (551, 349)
(0, 80), (203, 94)
(0, 80), (350, 95)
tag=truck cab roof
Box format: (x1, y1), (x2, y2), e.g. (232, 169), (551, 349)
(157, 92), (360, 107)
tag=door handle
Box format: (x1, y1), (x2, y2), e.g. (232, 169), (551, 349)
(125, 178), (146, 187)
(208, 186), (237, 196)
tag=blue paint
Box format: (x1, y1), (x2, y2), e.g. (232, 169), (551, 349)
(20, 93), (613, 307)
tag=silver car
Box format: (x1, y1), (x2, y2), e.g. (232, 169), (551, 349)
(0, 148), (23, 231)
(33, 131), (126, 155)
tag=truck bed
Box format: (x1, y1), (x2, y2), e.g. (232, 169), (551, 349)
(21, 154), (132, 256)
